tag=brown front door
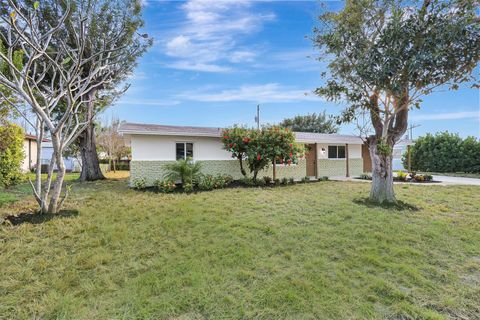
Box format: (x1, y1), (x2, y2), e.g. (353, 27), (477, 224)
(362, 143), (372, 172)
(305, 143), (317, 177)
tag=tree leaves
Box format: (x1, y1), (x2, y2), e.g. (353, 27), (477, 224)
(33, 1), (40, 10)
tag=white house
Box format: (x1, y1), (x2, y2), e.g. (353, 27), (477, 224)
(120, 123), (373, 186)
(41, 142), (81, 172)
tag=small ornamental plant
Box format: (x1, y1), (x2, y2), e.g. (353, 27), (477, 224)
(133, 178), (147, 190)
(155, 179), (176, 193)
(263, 176), (272, 185)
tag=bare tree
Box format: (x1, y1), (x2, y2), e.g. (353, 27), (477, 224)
(0, 1), (142, 213)
(97, 117), (128, 172)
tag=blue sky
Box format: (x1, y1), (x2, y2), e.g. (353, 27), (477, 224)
(105, 0), (480, 139)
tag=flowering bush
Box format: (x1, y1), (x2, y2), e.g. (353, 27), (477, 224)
(221, 127), (250, 177)
(198, 174), (215, 191)
(154, 179), (176, 193)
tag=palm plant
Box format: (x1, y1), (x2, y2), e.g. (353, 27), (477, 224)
(163, 158), (202, 185)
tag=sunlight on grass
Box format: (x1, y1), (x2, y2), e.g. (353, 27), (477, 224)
(1, 179), (479, 319)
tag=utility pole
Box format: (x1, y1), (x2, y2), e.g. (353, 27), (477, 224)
(254, 104), (260, 130)
(408, 124), (421, 140)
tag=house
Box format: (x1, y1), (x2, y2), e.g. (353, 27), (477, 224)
(22, 134), (40, 172)
(41, 142), (82, 172)
(120, 122), (371, 186)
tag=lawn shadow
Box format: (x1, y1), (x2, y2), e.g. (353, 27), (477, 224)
(353, 198), (420, 212)
(1, 210), (79, 226)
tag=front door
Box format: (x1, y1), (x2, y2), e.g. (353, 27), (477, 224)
(305, 143), (317, 177)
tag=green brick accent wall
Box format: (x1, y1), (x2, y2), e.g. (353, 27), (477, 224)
(317, 158), (363, 177)
(130, 159), (308, 186)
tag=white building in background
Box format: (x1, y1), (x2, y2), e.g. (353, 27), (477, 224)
(392, 138), (415, 171)
(41, 142), (81, 172)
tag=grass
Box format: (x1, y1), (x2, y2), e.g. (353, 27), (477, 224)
(1, 175), (479, 319)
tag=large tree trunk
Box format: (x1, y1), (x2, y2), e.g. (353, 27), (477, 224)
(79, 91), (105, 182)
(368, 139), (395, 203)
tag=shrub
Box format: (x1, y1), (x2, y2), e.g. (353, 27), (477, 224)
(133, 178), (147, 190)
(154, 179), (176, 193)
(281, 177), (289, 185)
(320, 176), (329, 181)
(213, 174), (232, 189)
(255, 179), (266, 187)
(403, 132), (480, 173)
(163, 158), (202, 185)
(274, 178), (281, 186)
(289, 177), (295, 184)
(198, 174), (215, 191)
(241, 177), (255, 187)
(263, 176), (272, 185)
(301, 176), (310, 183)
(0, 123), (24, 187)
(395, 171), (409, 181)
(183, 182), (194, 193)
(359, 173), (372, 180)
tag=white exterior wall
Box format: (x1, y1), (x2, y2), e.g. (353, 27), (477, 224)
(131, 135), (233, 161)
(21, 139), (37, 172)
(316, 143), (362, 159)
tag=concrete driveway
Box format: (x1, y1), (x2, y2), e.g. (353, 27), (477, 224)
(432, 175), (480, 186)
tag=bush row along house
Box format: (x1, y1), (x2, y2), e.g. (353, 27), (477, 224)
(119, 122), (396, 186)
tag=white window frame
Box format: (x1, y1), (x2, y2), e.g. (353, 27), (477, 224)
(175, 141), (194, 160)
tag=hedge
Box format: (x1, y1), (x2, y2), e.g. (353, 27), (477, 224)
(403, 132), (480, 173)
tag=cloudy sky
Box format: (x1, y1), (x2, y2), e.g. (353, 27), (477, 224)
(106, 0), (480, 138)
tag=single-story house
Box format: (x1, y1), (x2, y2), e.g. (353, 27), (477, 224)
(120, 122), (375, 186)
(22, 134), (39, 172)
(41, 142), (82, 172)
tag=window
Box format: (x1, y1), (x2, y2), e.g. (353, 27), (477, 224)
(176, 142), (193, 160)
(328, 145), (346, 159)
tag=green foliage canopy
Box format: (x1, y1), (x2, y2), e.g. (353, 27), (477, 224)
(0, 122), (24, 187)
(222, 126), (305, 180)
(279, 112), (338, 133)
(403, 132), (480, 173)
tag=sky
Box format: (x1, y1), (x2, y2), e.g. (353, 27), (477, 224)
(104, 0), (480, 139)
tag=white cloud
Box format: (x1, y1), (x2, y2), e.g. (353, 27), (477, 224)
(411, 111), (479, 121)
(166, 61), (231, 73)
(163, 0), (275, 72)
(177, 83), (321, 103)
(116, 99), (180, 107)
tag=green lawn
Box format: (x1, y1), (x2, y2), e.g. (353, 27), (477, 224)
(1, 177), (479, 319)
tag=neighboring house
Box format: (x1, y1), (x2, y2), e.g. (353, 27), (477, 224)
(120, 123), (371, 186)
(41, 142), (82, 172)
(392, 138), (415, 171)
(22, 134), (40, 172)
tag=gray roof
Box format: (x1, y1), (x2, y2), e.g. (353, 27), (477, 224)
(119, 122), (364, 144)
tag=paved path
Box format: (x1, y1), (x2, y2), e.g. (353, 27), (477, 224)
(330, 175), (480, 186)
(432, 175), (480, 186)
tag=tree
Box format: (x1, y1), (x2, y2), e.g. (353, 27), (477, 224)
(279, 112), (338, 133)
(223, 126), (305, 181)
(0, 1), (146, 213)
(0, 122), (24, 187)
(221, 127), (251, 177)
(313, 0), (480, 203)
(33, 0), (150, 182)
(262, 126), (305, 180)
(97, 117), (129, 172)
